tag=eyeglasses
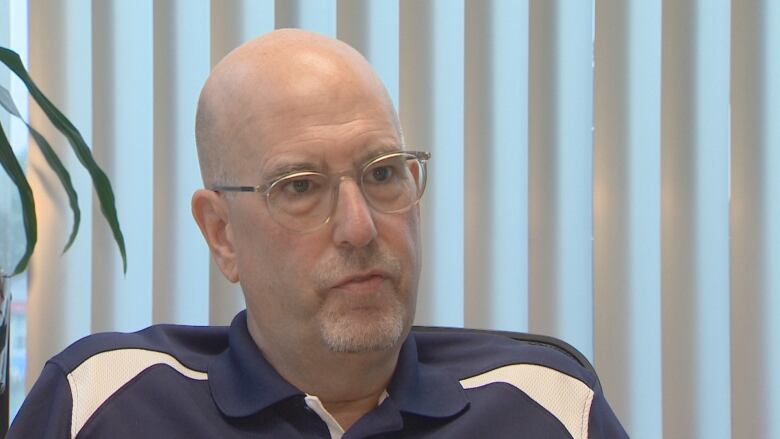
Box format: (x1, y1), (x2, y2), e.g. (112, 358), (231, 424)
(211, 150), (431, 233)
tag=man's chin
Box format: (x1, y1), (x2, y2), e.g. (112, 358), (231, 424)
(318, 308), (406, 354)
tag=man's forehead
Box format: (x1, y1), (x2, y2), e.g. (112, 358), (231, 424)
(221, 101), (400, 189)
(197, 29), (400, 185)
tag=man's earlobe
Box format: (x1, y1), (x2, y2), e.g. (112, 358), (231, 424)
(191, 189), (240, 283)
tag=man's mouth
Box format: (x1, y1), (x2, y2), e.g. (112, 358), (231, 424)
(330, 271), (389, 294)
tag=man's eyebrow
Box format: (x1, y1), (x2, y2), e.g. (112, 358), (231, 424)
(358, 145), (404, 164)
(262, 146), (402, 181)
(263, 161), (322, 181)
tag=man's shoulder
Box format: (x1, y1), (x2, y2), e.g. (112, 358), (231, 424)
(411, 327), (598, 390)
(409, 328), (614, 439)
(47, 322), (230, 375)
(9, 324), (231, 438)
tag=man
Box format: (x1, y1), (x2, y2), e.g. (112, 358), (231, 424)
(9, 29), (627, 438)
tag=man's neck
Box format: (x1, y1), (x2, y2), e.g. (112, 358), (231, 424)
(247, 322), (403, 431)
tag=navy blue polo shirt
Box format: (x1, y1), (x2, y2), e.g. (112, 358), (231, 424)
(9, 311), (628, 438)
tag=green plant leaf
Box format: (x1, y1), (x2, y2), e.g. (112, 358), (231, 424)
(0, 84), (80, 253)
(0, 122), (36, 276)
(0, 84), (21, 117)
(0, 47), (126, 273)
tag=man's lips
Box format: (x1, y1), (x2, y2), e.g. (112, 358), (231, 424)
(330, 270), (390, 294)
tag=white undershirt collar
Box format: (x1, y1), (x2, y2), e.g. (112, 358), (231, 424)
(303, 391), (390, 439)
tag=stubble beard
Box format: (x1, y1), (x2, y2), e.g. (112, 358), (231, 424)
(314, 243), (412, 353)
(319, 292), (406, 353)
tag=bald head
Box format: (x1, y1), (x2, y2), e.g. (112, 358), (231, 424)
(195, 29), (399, 186)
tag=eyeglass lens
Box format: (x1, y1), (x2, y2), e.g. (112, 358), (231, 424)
(267, 153), (425, 232)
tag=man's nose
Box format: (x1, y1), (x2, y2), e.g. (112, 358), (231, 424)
(331, 178), (377, 248)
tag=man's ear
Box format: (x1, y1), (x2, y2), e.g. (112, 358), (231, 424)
(191, 189), (240, 283)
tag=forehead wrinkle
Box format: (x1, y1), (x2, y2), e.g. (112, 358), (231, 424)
(220, 80), (400, 178)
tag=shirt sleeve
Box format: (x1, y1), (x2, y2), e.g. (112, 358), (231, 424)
(587, 383), (630, 439)
(7, 362), (73, 439)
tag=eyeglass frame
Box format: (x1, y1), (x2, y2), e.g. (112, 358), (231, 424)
(209, 150), (431, 233)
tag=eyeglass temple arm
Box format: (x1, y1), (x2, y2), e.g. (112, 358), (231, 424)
(412, 151), (431, 161)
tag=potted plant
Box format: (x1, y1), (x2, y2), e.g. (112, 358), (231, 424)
(0, 46), (126, 430)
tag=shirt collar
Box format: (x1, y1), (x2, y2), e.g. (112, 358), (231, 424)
(209, 311), (469, 419)
(386, 330), (469, 418)
(208, 311), (303, 417)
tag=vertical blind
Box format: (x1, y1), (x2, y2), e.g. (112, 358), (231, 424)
(5, 0), (778, 437)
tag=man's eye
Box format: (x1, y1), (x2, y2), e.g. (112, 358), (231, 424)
(370, 166), (393, 182)
(285, 179), (313, 194)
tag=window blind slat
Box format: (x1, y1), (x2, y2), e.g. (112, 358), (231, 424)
(401, 0), (465, 327)
(594, 1), (663, 436)
(275, 0), (337, 37)
(90, 0), (155, 333)
(529, 0), (594, 359)
(464, 0), (528, 331)
(763, 4), (780, 437)
(151, 0), (211, 325)
(732, 2), (780, 437)
(662, 1), (732, 437)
